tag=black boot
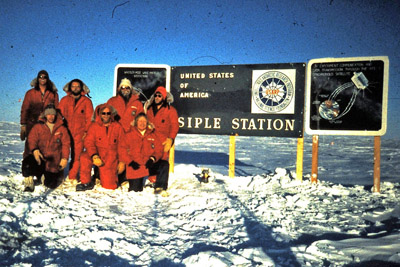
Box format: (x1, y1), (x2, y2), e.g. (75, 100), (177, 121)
(76, 181), (94, 191)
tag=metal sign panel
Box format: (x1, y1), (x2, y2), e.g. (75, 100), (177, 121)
(171, 63), (305, 137)
(113, 64), (171, 100)
(305, 56), (389, 136)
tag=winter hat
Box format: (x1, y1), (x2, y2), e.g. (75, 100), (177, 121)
(118, 78), (132, 90)
(43, 104), (56, 116)
(155, 86), (167, 100)
(37, 70), (49, 80)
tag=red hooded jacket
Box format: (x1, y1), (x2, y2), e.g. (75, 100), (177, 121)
(145, 88), (179, 142)
(28, 113), (70, 173)
(119, 124), (163, 179)
(84, 104), (125, 162)
(58, 93), (93, 140)
(107, 94), (144, 133)
(21, 85), (59, 135)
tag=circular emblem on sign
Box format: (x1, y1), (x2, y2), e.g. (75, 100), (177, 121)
(252, 71), (294, 113)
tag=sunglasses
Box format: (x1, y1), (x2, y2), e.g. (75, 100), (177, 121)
(155, 93), (163, 98)
(121, 86), (131, 90)
(39, 75), (48, 79)
(101, 112), (111, 115)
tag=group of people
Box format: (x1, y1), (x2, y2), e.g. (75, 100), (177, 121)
(20, 70), (179, 195)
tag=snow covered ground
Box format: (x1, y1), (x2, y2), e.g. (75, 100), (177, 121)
(0, 121), (399, 266)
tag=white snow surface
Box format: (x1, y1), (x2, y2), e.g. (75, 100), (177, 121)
(1, 121), (400, 266)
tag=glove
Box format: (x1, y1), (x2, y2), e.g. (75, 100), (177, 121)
(58, 160), (67, 171)
(92, 155), (104, 167)
(128, 160), (140, 170)
(162, 138), (173, 152)
(58, 158), (68, 170)
(33, 149), (44, 165)
(117, 162), (125, 174)
(20, 125), (26, 141)
(145, 157), (155, 169)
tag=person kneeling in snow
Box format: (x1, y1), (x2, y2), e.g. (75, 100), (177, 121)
(22, 104), (70, 192)
(76, 104), (125, 191)
(119, 113), (165, 193)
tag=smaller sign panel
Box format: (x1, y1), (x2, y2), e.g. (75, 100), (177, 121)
(113, 64), (171, 100)
(305, 56), (389, 136)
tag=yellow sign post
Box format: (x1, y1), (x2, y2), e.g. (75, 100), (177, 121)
(296, 137), (304, 181)
(229, 135), (236, 177)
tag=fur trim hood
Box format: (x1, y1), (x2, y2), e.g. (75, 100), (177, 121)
(63, 79), (90, 95)
(130, 113), (155, 132)
(144, 90), (174, 113)
(92, 103), (118, 123)
(30, 78), (58, 93)
(38, 110), (64, 127)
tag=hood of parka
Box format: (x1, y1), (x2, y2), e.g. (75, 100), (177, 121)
(92, 103), (118, 124)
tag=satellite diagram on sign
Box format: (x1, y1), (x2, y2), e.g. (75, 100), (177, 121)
(318, 71), (369, 121)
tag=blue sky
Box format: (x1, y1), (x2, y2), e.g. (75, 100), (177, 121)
(1, 0), (399, 138)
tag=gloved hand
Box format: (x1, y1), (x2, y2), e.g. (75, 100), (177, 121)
(162, 138), (173, 152)
(92, 155), (104, 167)
(20, 125), (26, 141)
(128, 160), (140, 170)
(33, 149), (44, 165)
(117, 161), (125, 174)
(145, 157), (155, 169)
(58, 158), (68, 170)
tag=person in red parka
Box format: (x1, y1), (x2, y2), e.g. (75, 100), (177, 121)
(144, 86), (179, 192)
(107, 78), (144, 133)
(58, 79), (94, 183)
(76, 104), (125, 191)
(107, 78), (144, 186)
(119, 113), (163, 192)
(22, 104), (70, 192)
(20, 70), (59, 159)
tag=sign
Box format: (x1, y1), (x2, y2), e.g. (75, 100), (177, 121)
(113, 64), (171, 100)
(171, 63), (305, 137)
(305, 56), (389, 136)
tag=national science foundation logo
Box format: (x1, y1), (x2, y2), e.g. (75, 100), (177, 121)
(251, 69), (296, 114)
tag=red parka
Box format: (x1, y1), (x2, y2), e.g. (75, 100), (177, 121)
(145, 90), (179, 160)
(21, 81), (59, 136)
(80, 104), (125, 189)
(119, 125), (163, 179)
(28, 113), (70, 173)
(58, 80), (94, 180)
(107, 94), (144, 133)
(145, 90), (179, 142)
(58, 94), (93, 140)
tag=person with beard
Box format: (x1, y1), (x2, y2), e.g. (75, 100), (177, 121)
(58, 79), (93, 183)
(76, 104), (125, 191)
(22, 104), (70, 192)
(144, 86), (179, 194)
(107, 78), (144, 186)
(107, 78), (144, 133)
(20, 70), (59, 159)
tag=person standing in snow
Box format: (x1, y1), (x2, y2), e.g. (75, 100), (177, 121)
(144, 86), (179, 194)
(20, 70), (59, 159)
(58, 79), (93, 183)
(107, 78), (144, 186)
(22, 104), (70, 192)
(119, 113), (163, 192)
(76, 104), (125, 191)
